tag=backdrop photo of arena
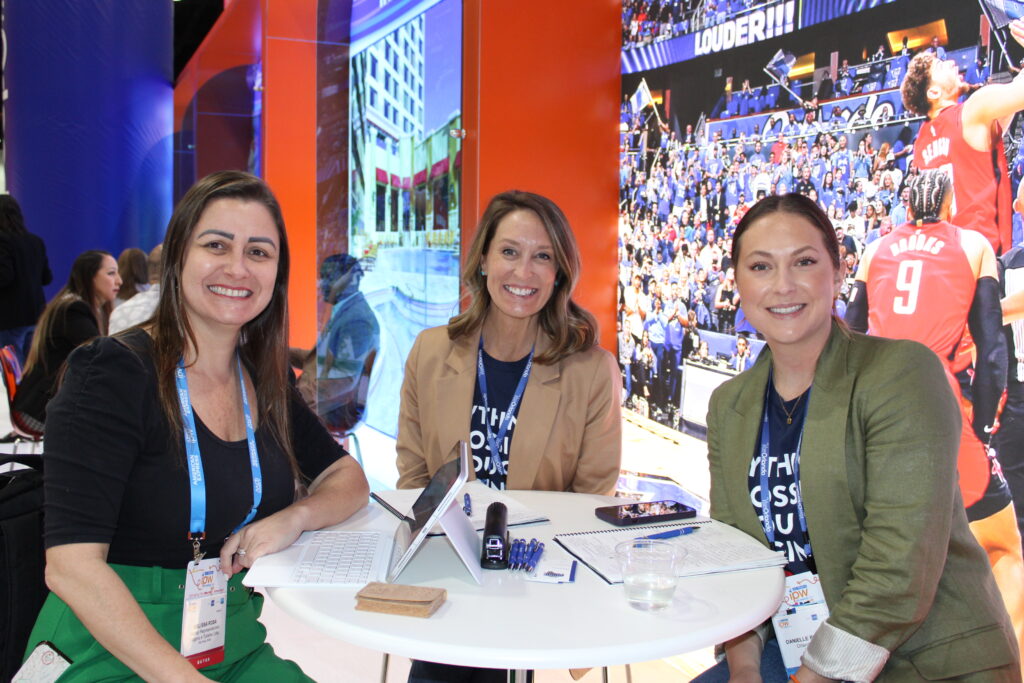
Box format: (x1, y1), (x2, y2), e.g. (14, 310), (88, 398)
(618, 0), (1024, 434)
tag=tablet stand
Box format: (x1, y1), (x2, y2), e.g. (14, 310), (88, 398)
(435, 500), (484, 584)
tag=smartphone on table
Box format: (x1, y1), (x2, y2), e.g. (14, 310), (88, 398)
(594, 500), (697, 526)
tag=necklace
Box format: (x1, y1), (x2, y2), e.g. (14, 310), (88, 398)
(779, 391), (805, 425)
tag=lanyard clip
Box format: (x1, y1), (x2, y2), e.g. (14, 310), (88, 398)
(188, 532), (206, 564)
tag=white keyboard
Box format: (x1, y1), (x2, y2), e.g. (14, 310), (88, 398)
(291, 530), (389, 586)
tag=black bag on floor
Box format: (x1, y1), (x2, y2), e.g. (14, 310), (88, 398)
(0, 454), (46, 681)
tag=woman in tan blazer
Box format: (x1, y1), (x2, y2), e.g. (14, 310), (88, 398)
(397, 190), (622, 683)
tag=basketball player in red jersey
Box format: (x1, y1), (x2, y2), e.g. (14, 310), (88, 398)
(847, 169), (1024, 659)
(900, 19), (1024, 257)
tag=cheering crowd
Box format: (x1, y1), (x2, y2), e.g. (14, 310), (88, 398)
(616, 40), (1016, 424)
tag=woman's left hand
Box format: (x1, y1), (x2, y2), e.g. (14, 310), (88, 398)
(220, 507), (307, 577)
(220, 456), (370, 577)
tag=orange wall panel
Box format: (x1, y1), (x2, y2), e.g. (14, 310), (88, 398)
(263, 0), (318, 348)
(463, 0), (621, 353)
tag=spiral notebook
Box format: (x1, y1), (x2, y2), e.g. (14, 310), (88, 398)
(553, 517), (786, 584)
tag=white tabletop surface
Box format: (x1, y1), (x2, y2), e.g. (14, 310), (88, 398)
(266, 490), (783, 670)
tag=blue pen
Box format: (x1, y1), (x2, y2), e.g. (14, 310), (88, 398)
(522, 539), (538, 572)
(640, 527), (699, 540)
(510, 539), (522, 570)
(526, 542), (545, 572)
(515, 539), (527, 570)
(463, 493), (472, 516)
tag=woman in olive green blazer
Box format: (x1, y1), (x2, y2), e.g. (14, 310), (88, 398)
(699, 194), (1018, 682)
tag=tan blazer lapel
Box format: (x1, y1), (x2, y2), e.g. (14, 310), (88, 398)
(506, 331), (560, 490)
(435, 331), (477, 476)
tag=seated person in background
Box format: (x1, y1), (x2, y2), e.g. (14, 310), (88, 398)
(694, 193), (1018, 681)
(692, 339), (712, 364)
(729, 334), (754, 372)
(397, 190), (622, 683)
(296, 253), (379, 436)
(12, 250), (120, 435)
(24, 171), (369, 681)
(109, 244), (163, 334)
(114, 247), (148, 307)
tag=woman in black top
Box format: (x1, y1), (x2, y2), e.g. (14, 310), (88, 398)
(0, 194), (52, 364)
(26, 171), (370, 681)
(12, 249), (120, 434)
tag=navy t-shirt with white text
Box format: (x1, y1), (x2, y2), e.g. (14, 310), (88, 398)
(747, 384), (814, 575)
(470, 350), (530, 489)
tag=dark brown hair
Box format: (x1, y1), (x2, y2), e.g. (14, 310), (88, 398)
(24, 250), (113, 374)
(0, 195), (28, 236)
(901, 52), (937, 117)
(117, 247), (149, 302)
(151, 171), (297, 477)
(448, 190), (597, 364)
(731, 193), (841, 272)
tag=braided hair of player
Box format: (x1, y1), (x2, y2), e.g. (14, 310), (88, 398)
(907, 168), (952, 224)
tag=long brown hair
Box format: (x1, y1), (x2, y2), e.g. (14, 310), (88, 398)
(448, 190), (597, 364)
(150, 171), (297, 477)
(24, 250), (113, 374)
(116, 247), (149, 302)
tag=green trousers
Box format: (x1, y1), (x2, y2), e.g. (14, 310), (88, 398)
(24, 563), (314, 682)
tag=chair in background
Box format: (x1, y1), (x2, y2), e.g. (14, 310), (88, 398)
(0, 346), (42, 455)
(318, 349), (376, 466)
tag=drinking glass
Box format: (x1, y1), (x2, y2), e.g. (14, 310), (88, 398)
(615, 539), (681, 611)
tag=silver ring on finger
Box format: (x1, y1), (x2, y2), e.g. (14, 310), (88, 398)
(237, 548), (248, 557)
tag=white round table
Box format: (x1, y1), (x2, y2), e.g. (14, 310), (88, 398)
(267, 490), (783, 670)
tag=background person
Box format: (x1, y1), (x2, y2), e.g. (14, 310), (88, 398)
(900, 19), (1024, 256)
(115, 247), (149, 306)
(0, 194), (52, 365)
(695, 194), (1018, 681)
(396, 190), (622, 683)
(11, 249), (120, 435)
(998, 181), (1024, 556)
(24, 171), (370, 681)
(296, 253), (380, 436)
(847, 170), (1024, 658)
(109, 244), (163, 334)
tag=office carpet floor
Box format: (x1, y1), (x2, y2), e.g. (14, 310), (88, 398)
(259, 415), (718, 682)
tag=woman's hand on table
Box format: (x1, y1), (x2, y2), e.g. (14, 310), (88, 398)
(220, 457), (369, 576)
(220, 507), (307, 577)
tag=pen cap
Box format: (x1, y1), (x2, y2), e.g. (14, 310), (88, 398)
(481, 502), (509, 569)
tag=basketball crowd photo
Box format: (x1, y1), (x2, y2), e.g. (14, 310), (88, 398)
(619, 0), (1024, 658)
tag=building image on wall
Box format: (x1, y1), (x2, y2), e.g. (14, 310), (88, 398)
(343, 0), (462, 439)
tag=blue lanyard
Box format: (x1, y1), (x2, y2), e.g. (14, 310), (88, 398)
(176, 355), (262, 557)
(476, 338), (534, 477)
(757, 377), (812, 559)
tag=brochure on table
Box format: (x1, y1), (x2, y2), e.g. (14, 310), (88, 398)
(554, 517), (786, 584)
